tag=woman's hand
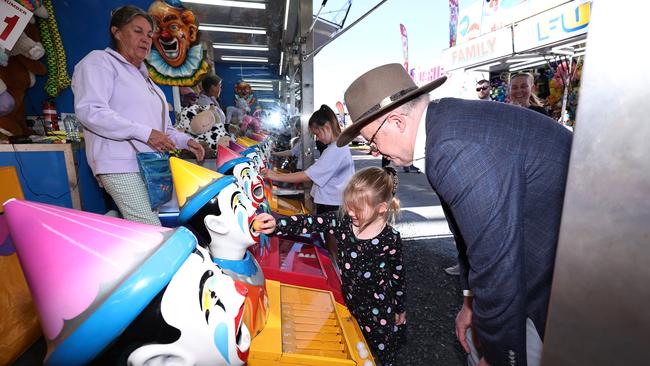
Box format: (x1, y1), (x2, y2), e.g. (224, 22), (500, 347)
(147, 129), (176, 152)
(187, 139), (205, 161)
(395, 312), (406, 325)
(253, 213), (276, 234)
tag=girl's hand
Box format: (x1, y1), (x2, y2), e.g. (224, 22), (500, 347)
(253, 213), (276, 234)
(259, 167), (274, 180)
(395, 312), (406, 325)
(187, 139), (205, 161)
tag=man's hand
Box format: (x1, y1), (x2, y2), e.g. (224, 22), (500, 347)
(187, 139), (205, 161)
(456, 296), (473, 353)
(395, 312), (406, 325)
(253, 213), (276, 234)
(147, 129), (176, 152)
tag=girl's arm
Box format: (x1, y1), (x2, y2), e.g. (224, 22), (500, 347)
(387, 230), (406, 314)
(272, 150), (294, 157)
(274, 211), (338, 236)
(261, 167), (311, 184)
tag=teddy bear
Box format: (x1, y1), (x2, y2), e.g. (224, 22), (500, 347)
(0, 22), (47, 137)
(0, 80), (15, 118)
(176, 103), (229, 158)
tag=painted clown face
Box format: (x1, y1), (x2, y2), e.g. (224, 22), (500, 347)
(232, 160), (266, 208)
(127, 246), (250, 366)
(203, 182), (261, 260)
(244, 148), (266, 172)
(149, 1), (198, 67)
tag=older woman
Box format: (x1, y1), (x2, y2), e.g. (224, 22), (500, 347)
(72, 5), (204, 225)
(508, 73), (550, 116)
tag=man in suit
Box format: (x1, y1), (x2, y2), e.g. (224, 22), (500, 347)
(336, 64), (572, 366)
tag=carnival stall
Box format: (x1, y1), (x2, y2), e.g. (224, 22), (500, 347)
(442, 0), (591, 127)
(0, 0), (375, 364)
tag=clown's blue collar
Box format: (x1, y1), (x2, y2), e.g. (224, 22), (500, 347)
(212, 250), (259, 277)
(146, 44), (204, 78)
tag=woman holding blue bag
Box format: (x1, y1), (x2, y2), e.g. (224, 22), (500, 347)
(72, 5), (204, 225)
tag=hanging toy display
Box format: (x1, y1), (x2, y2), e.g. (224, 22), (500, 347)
(145, 0), (210, 86)
(490, 72), (509, 102)
(546, 59), (583, 125)
(37, 0), (71, 98)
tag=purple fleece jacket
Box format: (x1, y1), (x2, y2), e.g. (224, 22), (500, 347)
(72, 48), (190, 175)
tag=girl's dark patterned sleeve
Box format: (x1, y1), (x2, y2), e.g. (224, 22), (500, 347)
(387, 228), (406, 313)
(274, 211), (338, 236)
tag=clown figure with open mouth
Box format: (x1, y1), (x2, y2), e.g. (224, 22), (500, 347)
(170, 157), (276, 338)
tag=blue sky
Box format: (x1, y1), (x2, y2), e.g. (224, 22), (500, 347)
(313, 0), (451, 107)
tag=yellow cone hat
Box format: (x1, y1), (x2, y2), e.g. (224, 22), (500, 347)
(236, 137), (258, 147)
(169, 157), (237, 223)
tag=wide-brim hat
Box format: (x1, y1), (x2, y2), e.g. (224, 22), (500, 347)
(337, 63), (446, 147)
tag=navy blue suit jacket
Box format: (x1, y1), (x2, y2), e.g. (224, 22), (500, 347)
(424, 98), (572, 365)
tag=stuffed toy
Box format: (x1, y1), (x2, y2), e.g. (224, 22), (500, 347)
(0, 22), (47, 137)
(177, 104), (228, 154)
(234, 81), (255, 114)
(0, 80), (15, 117)
(241, 114), (261, 134)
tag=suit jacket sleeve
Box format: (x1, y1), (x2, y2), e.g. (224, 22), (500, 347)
(428, 139), (527, 366)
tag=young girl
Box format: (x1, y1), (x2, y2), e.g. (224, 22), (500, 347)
(261, 104), (355, 215)
(271, 167), (406, 366)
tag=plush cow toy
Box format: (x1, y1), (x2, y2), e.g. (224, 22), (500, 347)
(176, 104), (228, 155)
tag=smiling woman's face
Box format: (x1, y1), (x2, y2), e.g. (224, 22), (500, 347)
(112, 16), (153, 67)
(509, 75), (533, 107)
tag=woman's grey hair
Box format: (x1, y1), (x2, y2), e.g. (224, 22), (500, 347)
(109, 5), (154, 49)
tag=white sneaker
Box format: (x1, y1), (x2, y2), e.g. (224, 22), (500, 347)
(444, 264), (460, 276)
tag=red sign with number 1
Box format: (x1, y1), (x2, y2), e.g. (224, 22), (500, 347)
(0, 0), (32, 50)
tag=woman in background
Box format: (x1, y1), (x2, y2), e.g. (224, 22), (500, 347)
(197, 74), (227, 126)
(509, 73), (550, 116)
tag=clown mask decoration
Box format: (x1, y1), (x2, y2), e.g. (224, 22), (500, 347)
(149, 0), (197, 67)
(146, 0), (209, 85)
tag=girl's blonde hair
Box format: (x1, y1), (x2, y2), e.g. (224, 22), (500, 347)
(510, 72), (545, 107)
(342, 167), (400, 231)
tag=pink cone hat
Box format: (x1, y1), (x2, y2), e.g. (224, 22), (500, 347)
(229, 140), (246, 153)
(2, 199), (171, 341)
(216, 144), (244, 169)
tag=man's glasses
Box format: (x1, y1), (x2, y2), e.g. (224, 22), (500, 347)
(476, 86), (490, 92)
(367, 116), (388, 153)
